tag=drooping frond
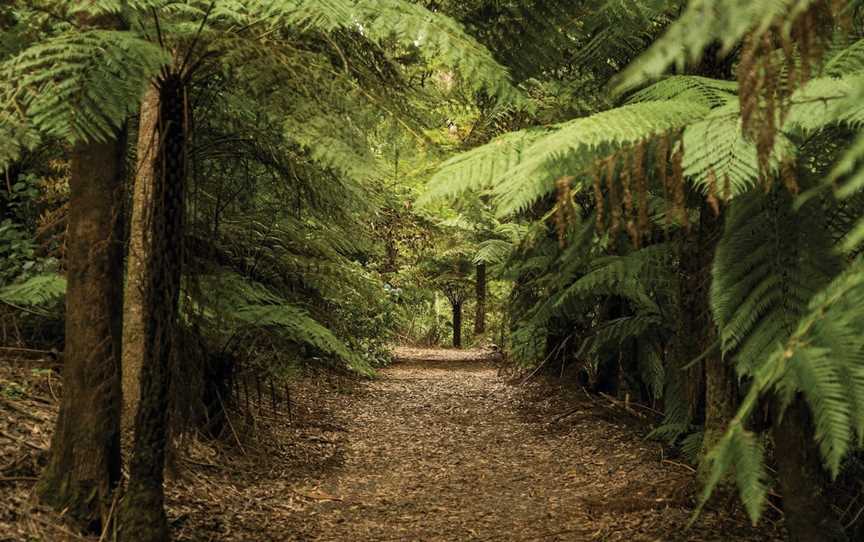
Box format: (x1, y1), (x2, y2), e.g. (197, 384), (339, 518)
(698, 424), (770, 524)
(626, 75), (738, 108)
(614, 0), (824, 93)
(198, 271), (372, 375)
(701, 257), (864, 522)
(425, 100), (710, 216)
(683, 101), (793, 197)
(419, 128), (552, 205)
(711, 189), (840, 376)
(0, 30), (169, 145)
(257, 0), (517, 101)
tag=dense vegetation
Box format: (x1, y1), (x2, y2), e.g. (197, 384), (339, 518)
(2, 1), (864, 541)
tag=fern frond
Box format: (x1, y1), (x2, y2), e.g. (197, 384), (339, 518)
(258, 0), (516, 100)
(683, 101), (793, 197)
(711, 189), (840, 376)
(1, 30), (170, 144)
(419, 128), (551, 205)
(698, 424), (769, 524)
(614, 0), (819, 93)
(627, 75), (738, 108)
(491, 100), (710, 216)
(0, 273), (67, 307)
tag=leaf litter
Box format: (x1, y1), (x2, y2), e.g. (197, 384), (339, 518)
(0, 349), (784, 541)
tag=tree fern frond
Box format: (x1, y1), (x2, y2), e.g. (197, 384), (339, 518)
(627, 75), (738, 108)
(492, 100), (710, 216)
(698, 424), (769, 525)
(233, 304), (373, 375)
(711, 189), (840, 376)
(419, 128), (551, 205)
(614, 0), (819, 93)
(824, 37), (864, 77)
(258, 0), (517, 100)
(0, 273), (67, 307)
(683, 101), (793, 198)
(2, 30), (169, 145)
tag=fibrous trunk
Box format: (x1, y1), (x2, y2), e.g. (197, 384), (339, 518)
(692, 204), (737, 484)
(119, 73), (187, 542)
(772, 397), (847, 541)
(122, 85), (160, 432)
(452, 301), (463, 348)
(474, 263), (486, 335)
(37, 135), (126, 532)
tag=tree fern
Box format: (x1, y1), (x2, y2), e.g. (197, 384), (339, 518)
(701, 257), (864, 522)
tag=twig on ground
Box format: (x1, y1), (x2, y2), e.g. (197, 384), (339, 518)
(0, 476), (38, 482)
(0, 396), (47, 422)
(552, 406), (585, 423)
(598, 392), (646, 418)
(215, 389), (246, 456)
(27, 514), (87, 540)
(0, 429), (46, 451)
(662, 459), (696, 473)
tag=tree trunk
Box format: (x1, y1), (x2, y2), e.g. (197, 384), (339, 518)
(452, 301), (462, 348)
(119, 73), (187, 542)
(474, 262), (486, 335)
(36, 135), (126, 532)
(772, 397), (847, 542)
(692, 204), (738, 484)
(122, 85), (160, 432)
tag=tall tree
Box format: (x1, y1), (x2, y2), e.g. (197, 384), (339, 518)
(119, 64), (188, 542)
(28, 6), (163, 531)
(36, 128), (127, 532)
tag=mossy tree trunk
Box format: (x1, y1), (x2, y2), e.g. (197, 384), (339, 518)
(474, 263), (486, 335)
(118, 72), (188, 542)
(36, 135), (126, 532)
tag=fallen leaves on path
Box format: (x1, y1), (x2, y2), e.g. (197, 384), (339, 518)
(0, 349), (785, 541)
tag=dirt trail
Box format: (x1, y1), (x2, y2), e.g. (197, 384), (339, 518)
(266, 347), (780, 542)
(0, 348), (782, 541)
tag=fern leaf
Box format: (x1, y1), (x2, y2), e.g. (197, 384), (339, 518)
(1, 30), (170, 144)
(0, 273), (67, 307)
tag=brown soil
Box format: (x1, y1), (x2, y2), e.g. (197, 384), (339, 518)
(1, 347), (785, 541)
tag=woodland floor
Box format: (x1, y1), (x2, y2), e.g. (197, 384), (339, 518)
(0, 347), (786, 541)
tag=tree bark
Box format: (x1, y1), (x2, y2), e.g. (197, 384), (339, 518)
(118, 73), (187, 542)
(36, 135), (126, 532)
(474, 262), (486, 335)
(691, 203), (738, 484)
(772, 397), (847, 542)
(122, 85), (160, 432)
(452, 300), (463, 348)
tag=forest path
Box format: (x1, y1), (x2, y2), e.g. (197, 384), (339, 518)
(259, 347), (779, 542)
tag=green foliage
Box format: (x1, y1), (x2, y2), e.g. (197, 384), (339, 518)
(711, 189), (840, 376)
(425, 100), (710, 216)
(0, 30), (169, 149)
(0, 273), (66, 309)
(613, 0), (814, 93)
